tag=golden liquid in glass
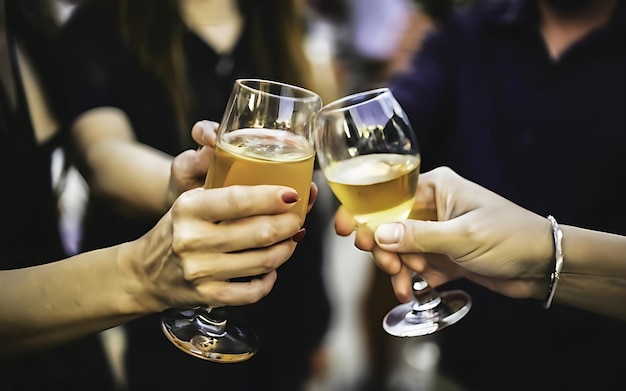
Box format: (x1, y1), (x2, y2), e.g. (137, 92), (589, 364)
(205, 128), (315, 220)
(325, 153), (420, 228)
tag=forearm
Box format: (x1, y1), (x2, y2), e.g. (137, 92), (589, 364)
(72, 107), (173, 216)
(87, 139), (172, 215)
(553, 225), (626, 320)
(0, 245), (146, 354)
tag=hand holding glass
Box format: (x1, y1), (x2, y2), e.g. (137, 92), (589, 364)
(315, 88), (471, 337)
(161, 79), (321, 362)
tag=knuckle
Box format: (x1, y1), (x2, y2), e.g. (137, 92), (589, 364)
(180, 263), (196, 282)
(257, 250), (282, 273)
(172, 189), (197, 214)
(436, 166), (455, 178)
(255, 220), (281, 246)
(171, 236), (189, 255)
(179, 258), (199, 282)
(182, 259), (216, 282)
(171, 223), (202, 253)
(225, 186), (253, 212)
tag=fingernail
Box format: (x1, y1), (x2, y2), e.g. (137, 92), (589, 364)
(281, 191), (299, 204)
(376, 223), (404, 244)
(292, 228), (306, 242)
(200, 120), (216, 142)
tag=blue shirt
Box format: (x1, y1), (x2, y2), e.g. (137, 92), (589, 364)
(392, 0), (626, 234)
(390, 0), (626, 388)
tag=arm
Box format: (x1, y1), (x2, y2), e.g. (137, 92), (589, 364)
(55, 17), (212, 215)
(335, 167), (626, 321)
(0, 184), (306, 354)
(70, 107), (173, 215)
(556, 225), (626, 318)
(71, 110), (214, 215)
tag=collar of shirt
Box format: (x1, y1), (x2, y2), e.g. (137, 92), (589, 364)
(475, 0), (626, 65)
(482, 0), (626, 33)
(481, 0), (626, 32)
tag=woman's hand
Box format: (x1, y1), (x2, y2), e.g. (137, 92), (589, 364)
(123, 184), (307, 312)
(335, 166), (554, 303)
(165, 121), (218, 207)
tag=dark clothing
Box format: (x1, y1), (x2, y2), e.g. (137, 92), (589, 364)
(56, 4), (256, 249)
(390, 0), (626, 389)
(0, 1), (114, 389)
(55, 3), (330, 390)
(1, 0), (67, 269)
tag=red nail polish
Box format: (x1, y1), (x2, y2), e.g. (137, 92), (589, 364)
(282, 192), (299, 204)
(292, 228), (306, 242)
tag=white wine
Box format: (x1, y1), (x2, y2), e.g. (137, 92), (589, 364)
(324, 153), (421, 228)
(205, 128), (315, 220)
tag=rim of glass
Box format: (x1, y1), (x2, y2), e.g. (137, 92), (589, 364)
(319, 87), (391, 113)
(235, 78), (322, 103)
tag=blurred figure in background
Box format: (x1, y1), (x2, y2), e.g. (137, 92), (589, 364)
(338, 0), (417, 93)
(54, 0), (331, 390)
(387, 0), (626, 389)
(0, 0), (115, 388)
(314, 0), (439, 95)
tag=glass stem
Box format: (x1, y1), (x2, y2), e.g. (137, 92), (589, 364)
(194, 306), (228, 337)
(410, 273), (442, 312)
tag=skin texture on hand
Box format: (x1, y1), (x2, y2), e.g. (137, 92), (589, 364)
(335, 167), (626, 321)
(123, 184), (307, 313)
(335, 167), (554, 303)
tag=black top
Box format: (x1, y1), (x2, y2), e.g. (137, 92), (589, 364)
(56, 2), (260, 250)
(391, 0), (626, 389)
(0, 1), (66, 269)
(0, 1), (114, 389)
(55, 2), (330, 390)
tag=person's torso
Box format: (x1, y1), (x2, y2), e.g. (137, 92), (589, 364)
(394, 0), (626, 234)
(0, 4), (66, 268)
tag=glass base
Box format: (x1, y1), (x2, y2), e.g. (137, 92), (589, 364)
(161, 308), (258, 363)
(383, 290), (471, 337)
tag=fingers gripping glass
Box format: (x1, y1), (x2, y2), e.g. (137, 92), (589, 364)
(314, 88), (471, 337)
(161, 79), (321, 362)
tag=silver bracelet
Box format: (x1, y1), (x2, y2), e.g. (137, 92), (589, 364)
(543, 215), (564, 309)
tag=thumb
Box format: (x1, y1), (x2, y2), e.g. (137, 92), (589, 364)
(374, 220), (453, 254)
(191, 120), (219, 148)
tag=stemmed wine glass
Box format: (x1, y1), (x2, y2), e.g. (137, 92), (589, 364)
(161, 79), (321, 362)
(314, 88), (471, 337)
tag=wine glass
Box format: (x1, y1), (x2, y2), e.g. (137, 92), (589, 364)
(314, 87), (471, 337)
(161, 79), (322, 362)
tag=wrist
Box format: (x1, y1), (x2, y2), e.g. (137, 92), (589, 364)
(116, 240), (165, 316)
(525, 215), (556, 301)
